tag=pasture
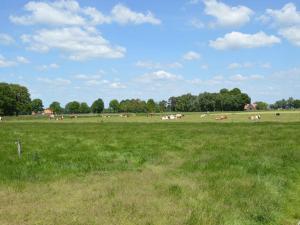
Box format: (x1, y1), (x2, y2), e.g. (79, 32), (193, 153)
(0, 112), (299, 225)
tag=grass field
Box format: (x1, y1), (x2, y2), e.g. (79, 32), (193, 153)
(0, 112), (299, 225)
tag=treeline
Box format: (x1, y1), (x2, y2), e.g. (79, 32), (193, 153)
(270, 98), (300, 109)
(1, 82), (299, 116)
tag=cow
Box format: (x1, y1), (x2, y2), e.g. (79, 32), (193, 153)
(0, 116), (2, 121)
(176, 114), (183, 119)
(49, 114), (55, 120)
(215, 115), (228, 120)
(276, 113), (280, 116)
(200, 114), (206, 118)
(249, 115), (261, 120)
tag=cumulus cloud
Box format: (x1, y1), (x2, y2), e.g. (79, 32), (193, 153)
(263, 3), (300, 27)
(37, 63), (59, 71)
(10, 1), (160, 26)
(21, 27), (126, 60)
(0, 33), (14, 45)
(209, 31), (281, 50)
(136, 70), (182, 83)
(111, 4), (161, 25)
(135, 60), (182, 69)
(260, 3), (300, 47)
(16, 56), (30, 64)
(279, 26), (300, 46)
(37, 77), (71, 86)
(110, 82), (126, 89)
(228, 62), (254, 69)
(183, 51), (201, 60)
(0, 55), (17, 68)
(203, 0), (253, 28)
(230, 74), (264, 81)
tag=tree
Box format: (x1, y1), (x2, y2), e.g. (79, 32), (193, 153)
(158, 100), (167, 112)
(109, 99), (120, 112)
(146, 99), (156, 113)
(91, 98), (104, 113)
(10, 84), (31, 115)
(65, 101), (80, 114)
(31, 99), (44, 113)
(49, 101), (63, 114)
(79, 102), (91, 114)
(255, 101), (268, 110)
(0, 83), (31, 116)
(0, 83), (16, 115)
(294, 99), (300, 109)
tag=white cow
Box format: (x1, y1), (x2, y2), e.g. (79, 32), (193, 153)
(161, 116), (169, 120)
(200, 114), (206, 118)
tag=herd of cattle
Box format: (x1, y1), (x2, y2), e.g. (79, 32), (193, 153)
(0, 113), (285, 122)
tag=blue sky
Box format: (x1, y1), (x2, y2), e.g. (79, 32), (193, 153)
(0, 0), (300, 106)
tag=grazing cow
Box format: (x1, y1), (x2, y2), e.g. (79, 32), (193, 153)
(49, 114), (55, 120)
(215, 115), (228, 120)
(249, 115), (261, 120)
(276, 113), (280, 116)
(176, 114), (183, 119)
(161, 116), (169, 120)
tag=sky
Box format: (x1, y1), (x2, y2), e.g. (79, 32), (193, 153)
(0, 0), (300, 106)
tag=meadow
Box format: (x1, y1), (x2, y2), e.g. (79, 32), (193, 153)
(0, 111), (299, 225)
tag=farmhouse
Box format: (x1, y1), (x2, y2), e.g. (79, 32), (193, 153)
(244, 103), (257, 111)
(43, 108), (54, 115)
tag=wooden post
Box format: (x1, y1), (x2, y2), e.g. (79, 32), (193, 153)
(16, 140), (21, 158)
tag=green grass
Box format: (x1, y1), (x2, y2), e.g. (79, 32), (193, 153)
(0, 117), (299, 224)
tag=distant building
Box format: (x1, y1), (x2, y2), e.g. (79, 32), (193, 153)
(244, 103), (257, 111)
(43, 108), (54, 115)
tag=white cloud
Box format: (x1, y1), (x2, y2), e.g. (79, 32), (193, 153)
(111, 4), (161, 25)
(230, 74), (264, 81)
(135, 60), (182, 69)
(0, 33), (14, 45)
(188, 0), (200, 4)
(183, 51), (201, 60)
(228, 62), (254, 69)
(37, 77), (71, 86)
(260, 3), (300, 47)
(75, 74), (102, 80)
(0, 55), (16, 68)
(203, 0), (253, 28)
(210, 31), (281, 50)
(10, 1), (160, 26)
(189, 18), (205, 29)
(10, 1), (85, 26)
(110, 82), (126, 89)
(264, 3), (300, 27)
(21, 27), (126, 60)
(37, 63), (59, 71)
(279, 26), (300, 46)
(136, 70), (182, 83)
(16, 56), (30, 64)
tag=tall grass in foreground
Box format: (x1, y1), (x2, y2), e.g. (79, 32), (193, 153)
(0, 122), (299, 225)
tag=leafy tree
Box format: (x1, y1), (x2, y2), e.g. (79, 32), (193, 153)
(79, 102), (91, 114)
(158, 100), (167, 112)
(10, 84), (31, 115)
(168, 97), (177, 112)
(49, 101), (63, 114)
(175, 94), (197, 112)
(31, 99), (44, 113)
(91, 98), (104, 113)
(294, 99), (300, 109)
(65, 101), (80, 114)
(146, 99), (156, 113)
(255, 101), (268, 110)
(0, 83), (31, 115)
(109, 99), (120, 112)
(0, 83), (16, 115)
